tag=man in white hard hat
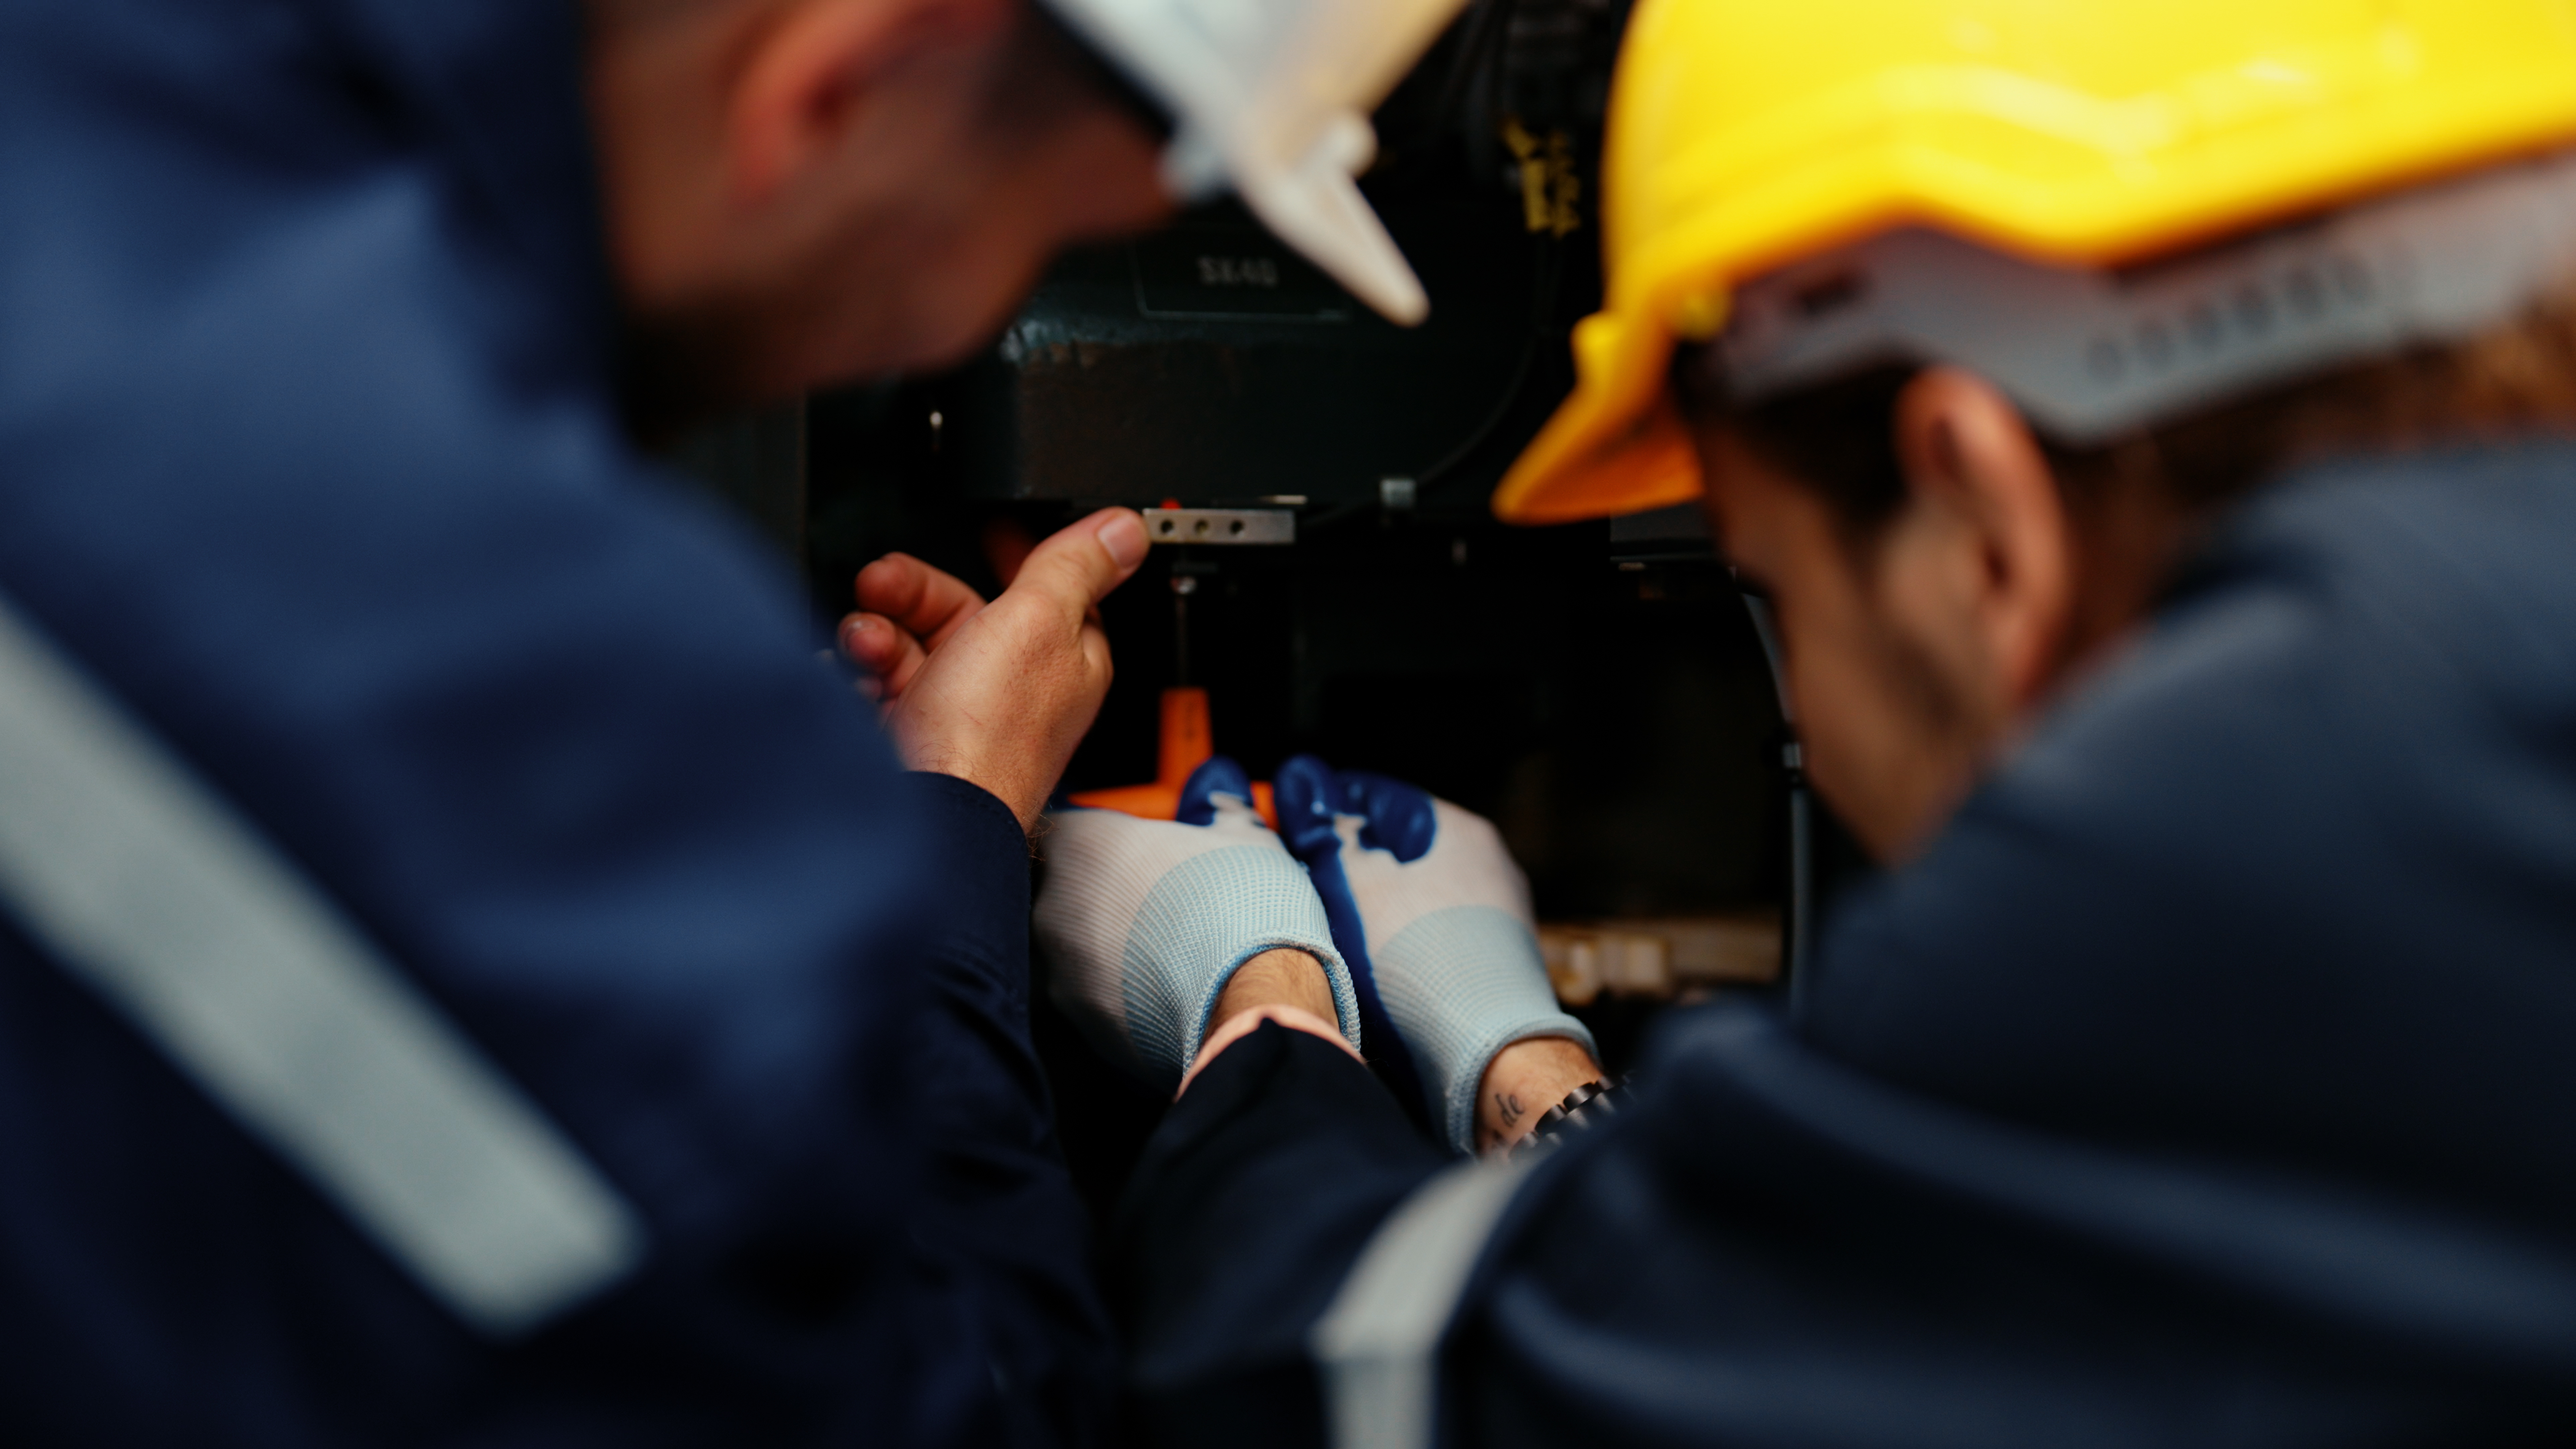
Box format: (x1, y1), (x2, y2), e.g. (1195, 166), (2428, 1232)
(0, 0), (1458, 1442)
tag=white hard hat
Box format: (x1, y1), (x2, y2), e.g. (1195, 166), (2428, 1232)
(1042, 0), (1472, 326)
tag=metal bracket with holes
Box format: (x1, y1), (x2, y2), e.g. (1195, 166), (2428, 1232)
(1141, 508), (1296, 545)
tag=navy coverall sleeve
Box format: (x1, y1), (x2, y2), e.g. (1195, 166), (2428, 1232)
(904, 774), (1119, 1448)
(0, 0), (1108, 1442)
(1115, 453), (2576, 1447)
(1116, 1023), (1449, 1448)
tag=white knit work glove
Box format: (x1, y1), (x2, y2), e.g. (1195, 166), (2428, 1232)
(1034, 757), (1361, 1087)
(1275, 755), (1597, 1153)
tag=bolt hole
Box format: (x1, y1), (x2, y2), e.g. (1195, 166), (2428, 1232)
(1229, 519), (1244, 535)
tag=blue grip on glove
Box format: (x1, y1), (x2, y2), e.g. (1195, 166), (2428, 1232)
(1276, 755), (1433, 1130)
(1275, 754), (1599, 1152)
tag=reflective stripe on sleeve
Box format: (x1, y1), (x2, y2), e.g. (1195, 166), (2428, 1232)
(1310, 1151), (1545, 1449)
(0, 592), (644, 1337)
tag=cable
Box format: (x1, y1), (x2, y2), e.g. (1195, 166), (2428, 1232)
(1376, 0), (1521, 171)
(1294, 230), (1564, 536)
(1428, 0), (1520, 143)
(1415, 229), (1565, 492)
(1303, 0), (1559, 526)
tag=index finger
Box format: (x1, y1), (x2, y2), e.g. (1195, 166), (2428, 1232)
(854, 553), (986, 651)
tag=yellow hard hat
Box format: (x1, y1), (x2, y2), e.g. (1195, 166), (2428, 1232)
(1491, 0), (2576, 525)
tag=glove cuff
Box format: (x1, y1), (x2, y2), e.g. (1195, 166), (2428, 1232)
(1184, 936), (1363, 1073)
(1365, 905), (1596, 1153)
(1111, 843), (1358, 1083)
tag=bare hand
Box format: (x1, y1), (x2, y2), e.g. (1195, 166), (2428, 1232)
(839, 508), (1148, 829)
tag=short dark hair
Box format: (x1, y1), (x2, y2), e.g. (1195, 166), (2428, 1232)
(1673, 281), (2576, 548)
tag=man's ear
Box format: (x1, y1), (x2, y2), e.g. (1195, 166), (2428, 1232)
(1891, 367), (2074, 708)
(727, 0), (1012, 203)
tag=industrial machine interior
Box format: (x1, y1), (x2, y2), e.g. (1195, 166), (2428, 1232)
(668, 0), (1866, 1208)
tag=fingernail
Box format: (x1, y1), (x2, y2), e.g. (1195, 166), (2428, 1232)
(1096, 511), (1147, 572)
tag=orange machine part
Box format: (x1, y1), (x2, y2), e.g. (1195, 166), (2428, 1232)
(1068, 686), (1278, 828)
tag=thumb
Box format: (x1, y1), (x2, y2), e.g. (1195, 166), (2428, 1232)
(1007, 507), (1149, 618)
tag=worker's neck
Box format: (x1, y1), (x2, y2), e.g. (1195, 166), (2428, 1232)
(2041, 457), (2208, 709)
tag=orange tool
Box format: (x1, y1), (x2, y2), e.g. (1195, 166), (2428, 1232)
(1069, 686), (1278, 829)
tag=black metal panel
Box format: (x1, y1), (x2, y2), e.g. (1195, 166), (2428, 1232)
(938, 184), (1554, 507)
(920, 0), (1641, 512)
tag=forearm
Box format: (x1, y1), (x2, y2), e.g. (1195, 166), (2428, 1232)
(1176, 948), (1355, 1092)
(1187, 951), (1604, 1155)
(1473, 1034), (1608, 1154)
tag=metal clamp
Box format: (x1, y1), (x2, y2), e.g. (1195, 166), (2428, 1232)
(1142, 508), (1296, 545)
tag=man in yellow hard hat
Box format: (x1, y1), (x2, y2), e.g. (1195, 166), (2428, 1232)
(1050, 0), (2576, 1442)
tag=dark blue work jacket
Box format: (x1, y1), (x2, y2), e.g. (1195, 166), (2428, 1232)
(0, 0), (1107, 1443)
(1120, 446), (2576, 1446)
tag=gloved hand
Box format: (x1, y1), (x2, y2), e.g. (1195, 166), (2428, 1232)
(1275, 756), (1597, 1154)
(1034, 757), (1361, 1087)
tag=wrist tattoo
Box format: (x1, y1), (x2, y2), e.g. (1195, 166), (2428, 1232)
(1495, 1091), (1526, 1129)
(1503, 1079), (1624, 1161)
